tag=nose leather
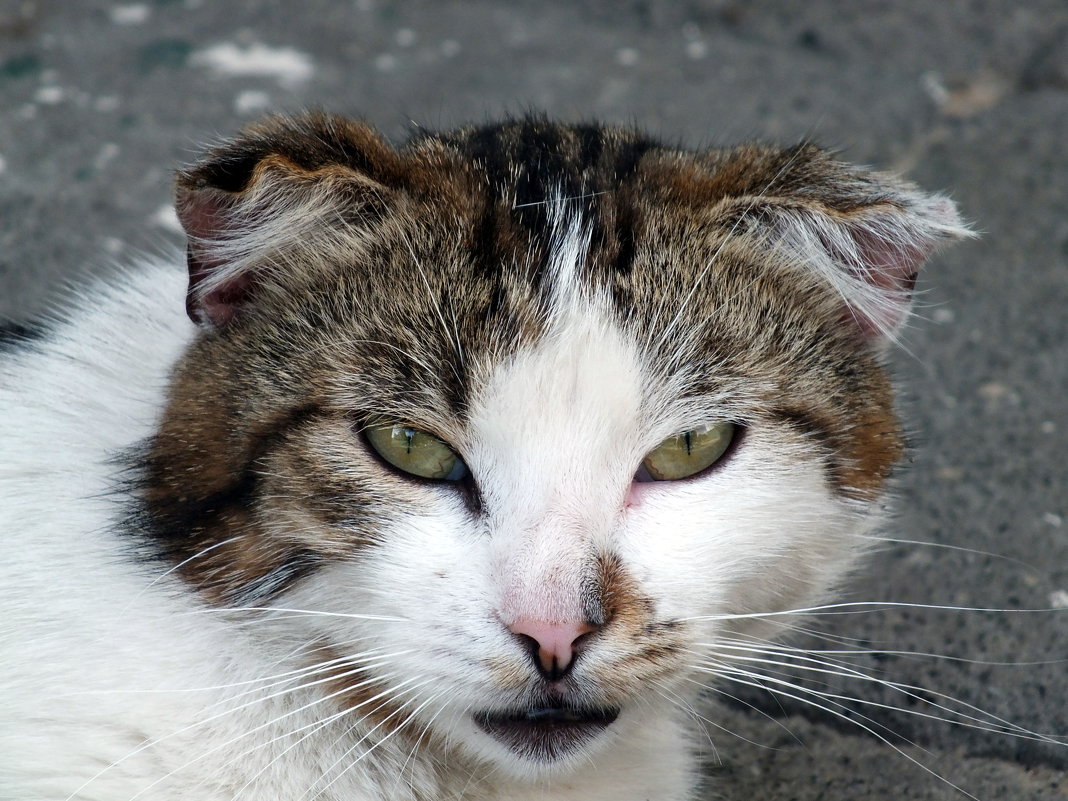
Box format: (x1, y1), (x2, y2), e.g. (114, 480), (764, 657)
(508, 618), (598, 679)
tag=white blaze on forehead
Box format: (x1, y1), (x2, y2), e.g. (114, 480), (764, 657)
(468, 205), (647, 623)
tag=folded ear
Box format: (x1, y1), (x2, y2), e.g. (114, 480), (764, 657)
(176, 113), (401, 327)
(708, 146), (974, 344)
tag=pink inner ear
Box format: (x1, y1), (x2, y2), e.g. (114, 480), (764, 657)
(833, 225), (936, 340)
(177, 190), (252, 327)
(185, 255), (251, 327)
(849, 227), (929, 293)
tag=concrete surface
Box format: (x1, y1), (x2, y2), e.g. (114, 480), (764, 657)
(1, 1), (1065, 798)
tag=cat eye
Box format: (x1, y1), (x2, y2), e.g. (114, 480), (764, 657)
(636, 422), (737, 482)
(364, 424), (470, 482)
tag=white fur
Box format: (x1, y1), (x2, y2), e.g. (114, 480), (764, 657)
(0, 216), (878, 799)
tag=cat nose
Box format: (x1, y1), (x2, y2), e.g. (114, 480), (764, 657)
(508, 618), (599, 681)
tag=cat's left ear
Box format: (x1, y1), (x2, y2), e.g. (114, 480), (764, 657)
(708, 147), (975, 344)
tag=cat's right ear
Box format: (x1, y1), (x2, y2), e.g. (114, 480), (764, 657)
(175, 113), (401, 327)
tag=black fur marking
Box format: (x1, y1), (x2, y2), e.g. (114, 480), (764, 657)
(230, 548), (326, 606)
(607, 137), (656, 277)
(0, 320), (46, 352)
(774, 407), (847, 492)
(447, 121), (661, 296)
(125, 405), (325, 589)
(196, 152), (263, 193)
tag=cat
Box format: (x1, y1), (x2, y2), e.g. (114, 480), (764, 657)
(0, 113), (971, 800)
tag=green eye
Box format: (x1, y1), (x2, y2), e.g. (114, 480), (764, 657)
(364, 424), (469, 482)
(637, 422), (737, 482)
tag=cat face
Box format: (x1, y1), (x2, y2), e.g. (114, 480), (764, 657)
(141, 114), (967, 777)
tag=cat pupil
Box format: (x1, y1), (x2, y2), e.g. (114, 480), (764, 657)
(401, 426), (416, 454)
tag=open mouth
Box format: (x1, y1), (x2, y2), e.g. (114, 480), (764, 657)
(473, 705), (620, 761)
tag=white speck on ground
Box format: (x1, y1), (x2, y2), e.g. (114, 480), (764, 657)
(1043, 512), (1063, 527)
(922, 71), (950, 106)
(234, 90), (271, 114)
(102, 237), (125, 255)
(932, 307), (956, 324)
(1049, 589), (1068, 608)
(440, 39), (461, 58)
(616, 47), (639, 67)
(94, 95), (121, 112)
(1041, 420), (1056, 434)
(374, 53), (397, 72)
(0, 154), (6, 175)
(35, 86), (65, 105)
(95, 143), (120, 171)
(937, 466), (964, 481)
(395, 28), (416, 47)
(978, 381), (1011, 401)
(191, 42), (314, 87)
(110, 4), (150, 25)
(151, 204), (183, 233)
(685, 39), (708, 60)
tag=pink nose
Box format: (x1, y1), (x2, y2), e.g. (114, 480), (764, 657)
(507, 618), (598, 679)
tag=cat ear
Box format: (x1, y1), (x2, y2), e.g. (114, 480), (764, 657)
(175, 113), (400, 327)
(710, 147), (974, 344)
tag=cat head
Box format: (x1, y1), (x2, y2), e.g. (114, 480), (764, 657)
(145, 113), (969, 776)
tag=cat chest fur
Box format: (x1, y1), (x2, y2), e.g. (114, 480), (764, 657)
(0, 113), (969, 801)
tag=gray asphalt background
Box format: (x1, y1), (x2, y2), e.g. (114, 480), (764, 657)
(1, 2), (1065, 799)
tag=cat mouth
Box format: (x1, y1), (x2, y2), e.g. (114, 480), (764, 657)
(473, 704), (620, 761)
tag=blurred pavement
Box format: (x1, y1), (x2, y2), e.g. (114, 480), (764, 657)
(1, 2), (1065, 798)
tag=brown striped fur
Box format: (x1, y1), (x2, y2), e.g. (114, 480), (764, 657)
(145, 111), (964, 633)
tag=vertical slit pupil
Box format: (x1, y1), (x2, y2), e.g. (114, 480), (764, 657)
(684, 431), (692, 456)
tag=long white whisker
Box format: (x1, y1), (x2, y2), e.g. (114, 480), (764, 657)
(695, 662), (983, 801)
(654, 147), (807, 356)
(64, 652), (408, 801)
(124, 536), (247, 611)
(183, 605), (409, 623)
(400, 232), (466, 382)
(696, 647), (1064, 744)
(126, 671), (420, 801)
(228, 673), (442, 800)
(678, 600), (1068, 623)
(857, 533), (1043, 573)
(300, 679), (439, 800)
(50, 641), (402, 702)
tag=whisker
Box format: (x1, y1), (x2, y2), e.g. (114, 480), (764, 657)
(48, 638), (397, 701)
(213, 703), (354, 801)
(126, 671), (421, 801)
(512, 190), (609, 209)
(677, 600), (1068, 623)
(299, 679), (440, 800)
(650, 680), (719, 759)
(715, 634), (1068, 670)
(695, 647), (1064, 744)
(392, 690), (455, 796)
(63, 654), (409, 801)
(857, 533), (1044, 574)
(654, 146), (808, 358)
(400, 231), (466, 384)
(183, 605), (409, 623)
(124, 535), (248, 610)
(676, 674), (807, 749)
(694, 661), (983, 801)
(229, 675), (443, 800)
